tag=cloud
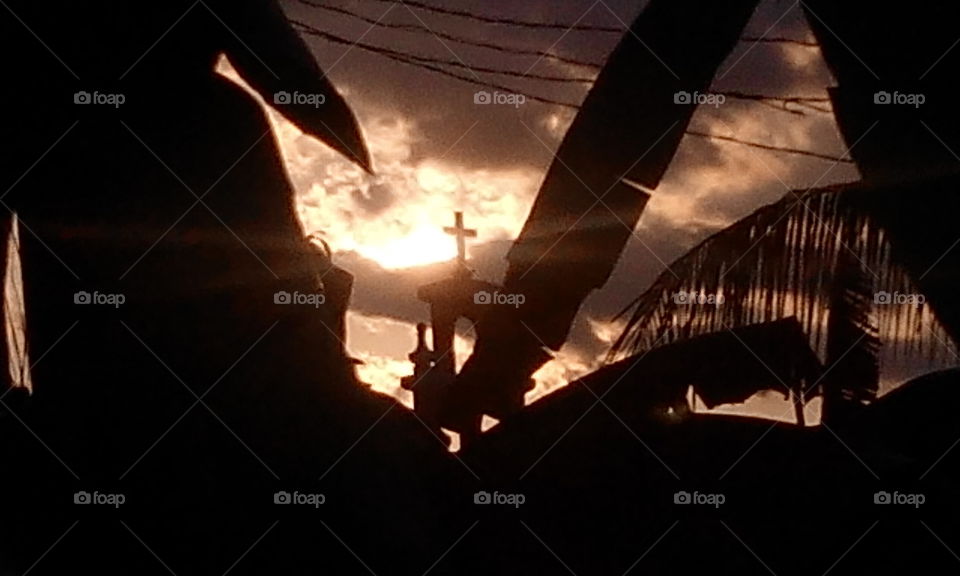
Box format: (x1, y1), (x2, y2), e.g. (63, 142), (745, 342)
(350, 180), (395, 215)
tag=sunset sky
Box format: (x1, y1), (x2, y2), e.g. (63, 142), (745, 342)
(216, 0), (949, 423)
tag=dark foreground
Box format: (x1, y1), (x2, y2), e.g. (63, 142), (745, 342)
(3, 366), (959, 575)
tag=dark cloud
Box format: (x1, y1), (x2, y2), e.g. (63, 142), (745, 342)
(350, 180), (396, 215)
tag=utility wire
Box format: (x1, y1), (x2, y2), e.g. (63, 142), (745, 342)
(296, 3), (829, 114)
(299, 1), (606, 70)
(716, 90), (831, 114)
(291, 18), (849, 163)
(741, 36), (819, 48)
(293, 21), (582, 107)
(686, 131), (853, 163)
(294, 21), (831, 110)
(301, 1), (818, 55)
(291, 20), (596, 84)
(355, 0), (627, 32)
(349, 0), (821, 47)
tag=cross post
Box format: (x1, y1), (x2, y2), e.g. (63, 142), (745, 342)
(443, 211), (477, 271)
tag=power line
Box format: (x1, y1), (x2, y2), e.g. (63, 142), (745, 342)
(291, 21), (850, 163)
(292, 20), (596, 84)
(356, 0), (820, 47)
(741, 36), (819, 48)
(396, 51), (596, 83)
(356, 0), (627, 32)
(385, 53), (581, 108)
(299, 1), (605, 70)
(294, 21), (830, 110)
(686, 131), (853, 163)
(293, 21), (581, 107)
(301, 1), (819, 48)
(715, 90), (832, 114)
(295, 3), (829, 114)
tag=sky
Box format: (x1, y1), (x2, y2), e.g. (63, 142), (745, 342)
(208, 0), (954, 424)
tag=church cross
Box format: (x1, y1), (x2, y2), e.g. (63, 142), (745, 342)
(443, 211), (476, 266)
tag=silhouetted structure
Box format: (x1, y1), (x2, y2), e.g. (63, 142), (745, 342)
(0, 3), (463, 574)
(307, 234), (356, 362)
(411, 212), (529, 444)
(454, 0), (760, 431)
(443, 212), (476, 278)
(400, 322), (447, 444)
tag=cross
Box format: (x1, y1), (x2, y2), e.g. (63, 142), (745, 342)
(443, 211), (476, 267)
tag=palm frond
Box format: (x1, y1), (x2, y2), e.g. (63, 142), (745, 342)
(820, 250), (880, 419)
(610, 181), (957, 376)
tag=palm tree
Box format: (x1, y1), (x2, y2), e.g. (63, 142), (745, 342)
(610, 177), (959, 424)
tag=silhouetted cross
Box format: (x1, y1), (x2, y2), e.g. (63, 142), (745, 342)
(443, 211), (476, 267)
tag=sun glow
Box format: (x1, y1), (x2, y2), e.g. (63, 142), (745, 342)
(357, 225), (458, 270)
(415, 165), (461, 194)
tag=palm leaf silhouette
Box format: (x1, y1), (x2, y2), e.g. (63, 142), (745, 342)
(610, 178), (958, 410)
